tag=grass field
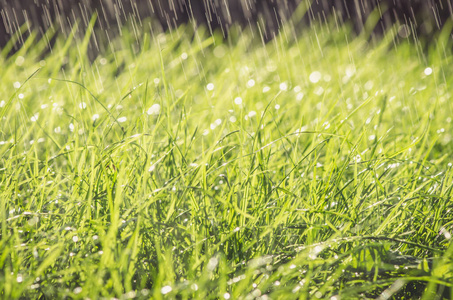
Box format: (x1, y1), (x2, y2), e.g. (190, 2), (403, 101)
(1, 18), (453, 299)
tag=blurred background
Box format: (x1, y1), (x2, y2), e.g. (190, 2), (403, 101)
(0, 0), (452, 54)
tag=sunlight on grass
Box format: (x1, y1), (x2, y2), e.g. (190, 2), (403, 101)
(1, 20), (453, 299)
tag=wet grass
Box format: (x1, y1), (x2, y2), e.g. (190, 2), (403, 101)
(1, 20), (453, 299)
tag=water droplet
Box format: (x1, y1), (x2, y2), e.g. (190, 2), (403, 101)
(224, 293), (231, 299)
(247, 111), (257, 118)
(15, 56), (24, 66)
(118, 117), (127, 123)
(234, 97), (242, 105)
(279, 82), (288, 91)
(181, 52), (188, 60)
(13, 82), (21, 89)
(92, 114), (99, 121)
(207, 83), (215, 91)
(309, 71), (322, 83)
(147, 104), (161, 115)
(424, 67), (433, 76)
(247, 79), (255, 88)
(296, 93), (304, 101)
(161, 286), (172, 295)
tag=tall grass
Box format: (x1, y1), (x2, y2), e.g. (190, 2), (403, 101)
(1, 18), (453, 299)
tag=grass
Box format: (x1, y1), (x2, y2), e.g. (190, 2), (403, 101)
(1, 16), (453, 299)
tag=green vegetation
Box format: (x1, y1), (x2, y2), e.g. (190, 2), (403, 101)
(1, 19), (453, 299)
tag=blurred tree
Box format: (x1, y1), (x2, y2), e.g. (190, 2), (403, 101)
(0, 0), (451, 54)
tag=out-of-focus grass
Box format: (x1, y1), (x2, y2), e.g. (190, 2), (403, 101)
(1, 17), (453, 299)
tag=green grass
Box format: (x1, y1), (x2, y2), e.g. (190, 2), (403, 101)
(1, 18), (453, 299)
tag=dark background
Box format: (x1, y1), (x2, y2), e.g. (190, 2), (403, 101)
(0, 0), (452, 53)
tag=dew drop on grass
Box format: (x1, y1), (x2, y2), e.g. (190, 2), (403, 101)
(92, 114), (99, 121)
(262, 86), (270, 93)
(207, 83), (215, 91)
(118, 117), (127, 123)
(279, 82), (288, 91)
(72, 236), (78, 242)
(247, 79), (255, 88)
(17, 274), (23, 283)
(13, 82), (21, 89)
(224, 293), (231, 299)
(247, 111), (257, 118)
(181, 52), (188, 60)
(424, 67), (433, 75)
(74, 287), (82, 294)
(161, 286), (172, 295)
(79, 102), (87, 109)
(0, 100), (4, 107)
(309, 71), (322, 83)
(296, 93), (304, 101)
(18, 94), (24, 99)
(15, 56), (24, 66)
(147, 104), (161, 115)
(234, 97), (243, 105)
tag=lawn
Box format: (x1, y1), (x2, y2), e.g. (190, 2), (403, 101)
(1, 17), (453, 299)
